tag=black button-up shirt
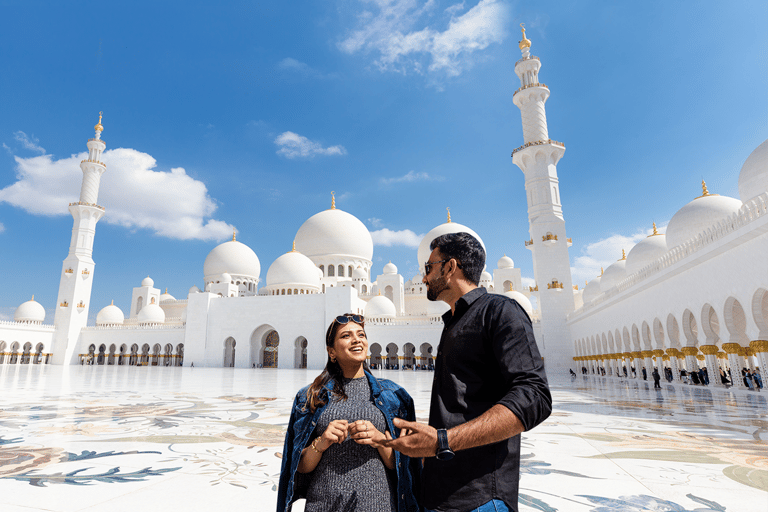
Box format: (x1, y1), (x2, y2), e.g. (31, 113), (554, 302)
(423, 287), (552, 511)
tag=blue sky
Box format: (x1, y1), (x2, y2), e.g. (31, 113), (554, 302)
(0, 0), (766, 321)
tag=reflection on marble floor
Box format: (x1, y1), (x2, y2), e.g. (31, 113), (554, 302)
(0, 365), (765, 512)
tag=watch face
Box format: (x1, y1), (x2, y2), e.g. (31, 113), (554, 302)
(436, 449), (454, 461)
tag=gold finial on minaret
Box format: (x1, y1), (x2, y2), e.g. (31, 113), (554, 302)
(111, 299), (114, 305)
(600, 267), (604, 276)
(292, 240), (296, 252)
(648, 222), (662, 237)
(232, 228), (236, 242)
(585, 280), (588, 287)
(446, 207), (451, 223)
(620, 249), (626, 260)
(94, 111), (104, 133)
(519, 23), (531, 50)
(31, 295), (34, 301)
(695, 179), (719, 199)
(331, 191), (336, 210)
(165, 288), (168, 294)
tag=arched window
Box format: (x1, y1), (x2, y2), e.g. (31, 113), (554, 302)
(348, 266), (353, 277)
(328, 265), (335, 277)
(136, 296), (144, 314)
(338, 265), (345, 277)
(319, 265), (324, 275)
(287, 289), (292, 295)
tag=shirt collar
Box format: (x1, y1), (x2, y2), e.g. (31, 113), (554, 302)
(441, 286), (485, 324)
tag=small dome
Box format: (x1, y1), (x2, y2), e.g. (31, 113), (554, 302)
(138, 303), (165, 324)
(365, 294), (397, 317)
(159, 289), (175, 302)
(411, 274), (422, 285)
(417, 220), (485, 273)
(503, 291), (533, 317)
(626, 230), (668, 275)
(204, 240), (261, 281)
(738, 138), (768, 202)
(14, 297), (45, 323)
(353, 266), (367, 279)
(480, 271), (492, 283)
(188, 285), (201, 294)
(220, 272), (232, 283)
(266, 251), (321, 289)
(141, 276), (154, 287)
(497, 255), (514, 269)
(666, 184), (742, 249)
(295, 207), (373, 261)
(383, 261), (398, 275)
(601, 258), (627, 290)
(96, 303), (124, 325)
(582, 276), (602, 304)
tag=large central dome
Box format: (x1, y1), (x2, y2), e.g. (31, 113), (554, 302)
(203, 240), (261, 280)
(295, 208), (373, 261)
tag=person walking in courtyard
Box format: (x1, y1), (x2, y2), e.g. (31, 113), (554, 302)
(652, 368), (661, 389)
(277, 314), (420, 512)
(754, 368), (763, 390)
(381, 232), (552, 512)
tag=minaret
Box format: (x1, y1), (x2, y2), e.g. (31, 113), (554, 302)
(511, 25), (575, 371)
(50, 114), (107, 364)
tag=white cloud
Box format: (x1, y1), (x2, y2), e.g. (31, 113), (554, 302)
(274, 131), (347, 159)
(371, 228), (423, 247)
(13, 131), (45, 154)
(521, 276), (535, 289)
(368, 217), (385, 228)
(0, 148), (234, 241)
(338, 0), (508, 80)
(571, 224), (668, 286)
(380, 170), (444, 185)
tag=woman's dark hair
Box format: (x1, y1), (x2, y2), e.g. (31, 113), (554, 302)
(429, 232), (485, 285)
(306, 314), (369, 412)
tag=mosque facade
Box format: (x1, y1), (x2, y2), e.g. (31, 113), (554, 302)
(1, 29), (767, 384)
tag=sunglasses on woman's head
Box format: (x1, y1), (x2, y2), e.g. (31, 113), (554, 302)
(334, 314), (364, 325)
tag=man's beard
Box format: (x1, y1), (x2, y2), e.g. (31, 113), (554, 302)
(426, 273), (447, 301)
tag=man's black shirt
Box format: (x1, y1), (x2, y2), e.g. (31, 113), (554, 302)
(422, 287), (552, 511)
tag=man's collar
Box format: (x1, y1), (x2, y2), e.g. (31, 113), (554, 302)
(442, 286), (485, 322)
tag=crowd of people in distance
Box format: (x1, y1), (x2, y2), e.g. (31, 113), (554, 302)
(578, 364), (763, 392)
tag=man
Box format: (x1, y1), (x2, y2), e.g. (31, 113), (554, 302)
(652, 367), (661, 389)
(381, 232), (552, 512)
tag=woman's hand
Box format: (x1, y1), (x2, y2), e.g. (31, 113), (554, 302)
(349, 419), (389, 447)
(315, 419), (348, 452)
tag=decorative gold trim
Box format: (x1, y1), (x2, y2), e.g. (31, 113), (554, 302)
(511, 139), (565, 156)
(546, 279), (564, 289)
(525, 238), (534, 246)
(80, 159), (106, 167)
(513, 82), (548, 97)
(519, 23), (531, 50)
(543, 233), (558, 242)
(749, 340), (768, 352)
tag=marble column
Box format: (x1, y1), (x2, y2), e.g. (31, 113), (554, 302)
(723, 343), (747, 390)
(744, 348), (755, 371)
(653, 349), (664, 375)
(667, 348), (682, 381)
(642, 350), (655, 377)
(750, 341), (768, 377)
(681, 347), (699, 380)
(699, 345), (721, 387)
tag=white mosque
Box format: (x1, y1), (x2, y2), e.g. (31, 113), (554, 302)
(1, 27), (766, 388)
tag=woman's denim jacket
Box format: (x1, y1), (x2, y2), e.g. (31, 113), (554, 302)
(276, 371), (421, 512)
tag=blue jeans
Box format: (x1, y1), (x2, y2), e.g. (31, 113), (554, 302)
(426, 499), (511, 512)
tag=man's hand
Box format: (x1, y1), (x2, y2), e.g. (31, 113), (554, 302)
(379, 418), (439, 458)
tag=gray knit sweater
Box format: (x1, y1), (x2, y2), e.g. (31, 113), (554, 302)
(304, 376), (396, 512)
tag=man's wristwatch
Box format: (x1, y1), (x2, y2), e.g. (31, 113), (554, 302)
(435, 428), (455, 461)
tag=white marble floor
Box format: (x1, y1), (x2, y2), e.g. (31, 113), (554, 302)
(0, 365), (766, 511)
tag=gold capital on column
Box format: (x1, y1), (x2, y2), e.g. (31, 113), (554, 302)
(749, 340), (768, 352)
(722, 343), (743, 354)
(699, 344), (719, 355)
(666, 348), (682, 357)
(662, 355), (670, 361)
(653, 349), (664, 357)
(641, 350), (654, 358)
(680, 346), (699, 356)
(696, 355), (705, 361)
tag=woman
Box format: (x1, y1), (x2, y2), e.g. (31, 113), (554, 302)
(277, 314), (420, 512)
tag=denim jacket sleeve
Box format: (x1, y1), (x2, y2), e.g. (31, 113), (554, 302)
(276, 387), (316, 512)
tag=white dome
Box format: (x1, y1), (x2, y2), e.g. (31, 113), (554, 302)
(220, 272), (232, 283)
(352, 266), (368, 279)
(411, 274), (422, 285)
(503, 291), (533, 317)
(295, 208), (373, 261)
(601, 258), (627, 290)
(417, 221), (486, 273)
(159, 290), (175, 302)
(582, 276), (602, 304)
(204, 240), (261, 281)
(480, 271), (492, 283)
(497, 255), (514, 269)
(383, 261), (398, 275)
(188, 285), (201, 294)
(96, 303), (124, 325)
(738, 138), (768, 202)
(365, 294), (397, 317)
(138, 303), (165, 324)
(666, 187), (742, 249)
(14, 298), (45, 323)
(625, 232), (668, 275)
(141, 276), (154, 287)
(266, 251), (321, 288)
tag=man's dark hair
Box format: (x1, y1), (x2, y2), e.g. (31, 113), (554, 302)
(429, 232), (485, 285)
